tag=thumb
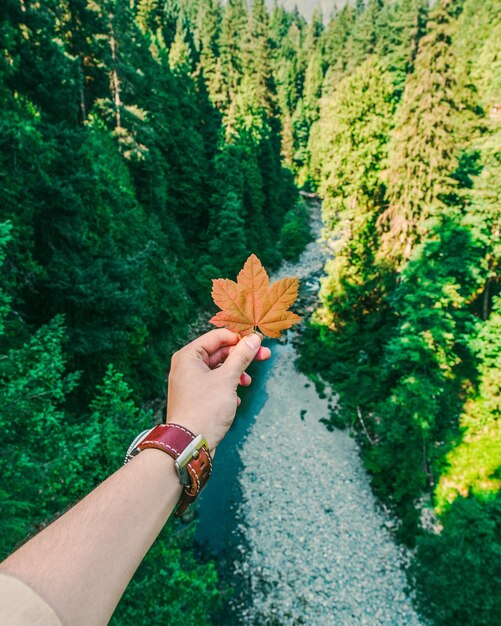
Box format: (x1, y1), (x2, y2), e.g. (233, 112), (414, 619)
(223, 333), (262, 379)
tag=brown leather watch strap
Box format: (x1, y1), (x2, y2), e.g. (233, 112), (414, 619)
(138, 423), (194, 457)
(133, 423), (212, 516)
(176, 447), (212, 516)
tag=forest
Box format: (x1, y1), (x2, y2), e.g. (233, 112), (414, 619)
(0, 0), (499, 625)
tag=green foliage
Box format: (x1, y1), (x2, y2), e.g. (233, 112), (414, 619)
(0, 222), (12, 333)
(0, 223), (220, 619)
(0, 0), (307, 622)
(322, 5), (355, 93)
(0, 0), (298, 398)
(299, 59), (398, 431)
(88, 369), (221, 624)
(454, 0), (501, 110)
(298, 0), (501, 621)
(412, 493), (501, 626)
(279, 201), (312, 261)
(375, 0), (428, 93)
(435, 298), (501, 513)
(309, 58), (395, 231)
(0, 313), (80, 556)
(3, 0), (498, 623)
(112, 522), (221, 625)
(81, 365), (149, 483)
(380, 0), (480, 263)
(368, 211), (489, 537)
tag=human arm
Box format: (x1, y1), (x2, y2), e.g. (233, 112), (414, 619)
(0, 329), (270, 625)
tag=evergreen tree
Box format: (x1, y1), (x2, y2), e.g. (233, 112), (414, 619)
(136, 0), (162, 33)
(322, 5), (355, 94)
(196, 0), (222, 101)
(375, 0), (428, 94)
(435, 297), (501, 513)
(245, 0), (276, 113)
(413, 492), (501, 626)
(300, 58), (397, 426)
(310, 58), (395, 238)
(369, 209), (488, 536)
(348, 0), (384, 72)
(169, 21), (194, 73)
(0, 1), (319, 622)
(217, 0), (248, 108)
(206, 145), (249, 278)
(380, 0), (476, 263)
(0, 222), (79, 557)
(298, 0), (500, 618)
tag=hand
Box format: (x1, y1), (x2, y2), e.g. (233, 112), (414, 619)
(166, 329), (271, 450)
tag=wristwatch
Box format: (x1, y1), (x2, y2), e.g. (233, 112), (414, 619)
(125, 423), (213, 516)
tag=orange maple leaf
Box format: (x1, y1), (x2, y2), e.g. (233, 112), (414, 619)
(209, 254), (301, 338)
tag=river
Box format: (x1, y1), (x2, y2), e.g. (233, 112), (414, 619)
(194, 198), (423, 625)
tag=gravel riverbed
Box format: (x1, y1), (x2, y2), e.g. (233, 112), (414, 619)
(230, 200), (424, 625)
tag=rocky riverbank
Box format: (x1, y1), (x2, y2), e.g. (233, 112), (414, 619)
(229, 199), (424, 625)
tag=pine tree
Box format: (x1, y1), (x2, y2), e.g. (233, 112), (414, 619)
(301, 59), (397, 427)
(375, 0), (428, 94)
(169, 20), (193, 73)
(217, 0), (248, 108)
(310, 58), (395, 237)
(196, 0), (222, 101)
(245, 0), (276, 114)
(380, 0), (476, 263)
(435, 297), (501, 513)
(369, 205), (490, 537)
(348, 0), (384, 72)
(136, 0), (164, 34)
(0, 222), (80, 557)
(413, 492), (501, 625)
(322, 5), (355, 94)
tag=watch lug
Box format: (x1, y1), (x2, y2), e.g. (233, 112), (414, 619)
(175, 434), (209, 486)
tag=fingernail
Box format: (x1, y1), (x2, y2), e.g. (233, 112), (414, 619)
(245, 333), (261, 349)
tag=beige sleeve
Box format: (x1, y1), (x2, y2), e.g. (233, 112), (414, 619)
(0, 572), (63, 626)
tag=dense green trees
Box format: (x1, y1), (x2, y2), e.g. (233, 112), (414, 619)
(412, 492), (501, 626)
(0, 222), (220, 624)
(0, 0), (297, 399)
(0, 1), (299, 623)
(298, 0), (500, 623)
(381, 0), (477, 264)
(435, 297), (501, 513)
(1, 0), (499, 623)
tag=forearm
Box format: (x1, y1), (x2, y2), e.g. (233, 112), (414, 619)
(0, 329), (267, 624)
(0, 449), (181, 626)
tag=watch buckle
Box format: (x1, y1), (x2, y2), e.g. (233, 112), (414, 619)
(175, 434), (208, 486)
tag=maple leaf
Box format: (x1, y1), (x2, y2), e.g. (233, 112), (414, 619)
(209, 254), (301, 338)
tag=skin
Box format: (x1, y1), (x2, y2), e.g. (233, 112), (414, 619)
(0, 329), (271, 626)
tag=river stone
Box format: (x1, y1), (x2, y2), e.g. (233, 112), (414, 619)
(241, 360), (422, 622)
(232, 342), (425, 625)
(225, 203), (425, 626)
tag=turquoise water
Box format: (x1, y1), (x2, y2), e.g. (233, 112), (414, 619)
(195, 338), (277, 554)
